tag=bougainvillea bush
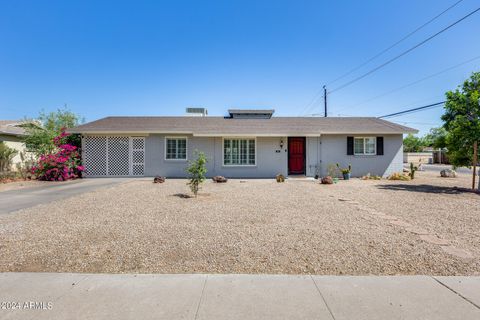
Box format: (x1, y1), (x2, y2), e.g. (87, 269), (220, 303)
(32, 128), (84, 181)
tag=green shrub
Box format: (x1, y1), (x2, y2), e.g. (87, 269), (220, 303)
(327, 163), (338, 178)
(15, 151), (35, 180)
(387, 172), (411, 181)
(0, 142), (17, 172)
(336, 163), (352, 174)
(361, 173), (381, 180)
(186, 151), (207, 197)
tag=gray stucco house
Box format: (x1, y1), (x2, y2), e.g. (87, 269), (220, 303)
(70, 109), (417, 178)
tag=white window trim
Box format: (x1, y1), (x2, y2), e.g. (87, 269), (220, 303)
(222, 137), (257, 167)
(164, 136), (188, 161)
(354, 136), (376, 156)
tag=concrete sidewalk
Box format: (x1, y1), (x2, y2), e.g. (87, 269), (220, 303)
(0, 273), (479, 319)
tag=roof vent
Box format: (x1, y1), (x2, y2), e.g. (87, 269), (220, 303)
(227, 109), (274, 119)
(186, 107), (208, 117)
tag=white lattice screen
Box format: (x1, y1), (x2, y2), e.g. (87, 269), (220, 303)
(84, 136), (107, 176)
(131, 137), (145, 176)
(83, 136), (145, 177)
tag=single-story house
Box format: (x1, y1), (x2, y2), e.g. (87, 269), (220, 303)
(0, 120), (29, 170)
(70, 109), (417, 178)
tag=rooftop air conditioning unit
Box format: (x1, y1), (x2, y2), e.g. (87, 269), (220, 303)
(186, 107), (208, 117)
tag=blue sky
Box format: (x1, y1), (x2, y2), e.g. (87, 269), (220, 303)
(1, 0), (479, 135)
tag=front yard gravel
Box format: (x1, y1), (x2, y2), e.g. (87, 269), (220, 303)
(0, 171), (478, 275)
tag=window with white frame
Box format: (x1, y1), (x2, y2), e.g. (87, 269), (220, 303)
(223, 138), (255, 165)
(165, 137), (187, 160)
(354, 137), (376, 155)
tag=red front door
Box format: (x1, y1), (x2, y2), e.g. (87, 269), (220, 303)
(288, 137), (305, 174)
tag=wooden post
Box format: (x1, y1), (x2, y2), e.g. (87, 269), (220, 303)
(473, 141), (478, 190)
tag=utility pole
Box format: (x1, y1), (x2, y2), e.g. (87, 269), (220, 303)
(323, 85), (327, 117)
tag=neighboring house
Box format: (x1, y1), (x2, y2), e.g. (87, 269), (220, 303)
(0, 120), (28, 169)
(70, 109), (417, 178)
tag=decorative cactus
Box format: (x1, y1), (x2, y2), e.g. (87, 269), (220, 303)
(409, 162), (418, 180)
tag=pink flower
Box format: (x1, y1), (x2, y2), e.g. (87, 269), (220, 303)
(34, 130), (84, 181)
(59, 144), (76, 151)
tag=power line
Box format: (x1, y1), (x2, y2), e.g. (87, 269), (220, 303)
(327, 0), (465, 86)
(298, 91), (324, 116)
(330, 6), (480, 94)
(301, 2), (475, 117)
(300, 86), (328, 117)
(301, 1), (465, 116)
(336, 54), (480, 114)
(379, 101), (445, 118)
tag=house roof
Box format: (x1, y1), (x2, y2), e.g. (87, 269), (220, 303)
(0, 120), (27, 137)
(69, 116), (417, 136)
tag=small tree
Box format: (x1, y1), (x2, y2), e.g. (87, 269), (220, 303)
(186, 151), (207, 197)
(424, 127), (447, 149)
(403, 134), (425, 152)
(23, 108), (83, 156)
(441, 72), (480, 189)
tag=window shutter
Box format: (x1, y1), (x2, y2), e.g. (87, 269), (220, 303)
(347, 136), (354, 155)
(377, 137), (384, 155)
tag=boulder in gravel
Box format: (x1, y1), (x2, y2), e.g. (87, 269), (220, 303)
(440, 169), (456, 178)
(321, 176), (334, 184)
(153, 176), (166, 183)
(212, 176), (228, 183)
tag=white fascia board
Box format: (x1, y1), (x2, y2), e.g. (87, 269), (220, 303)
(192, 133), (322, 137)
(76, 131), (192, 135)
(318, 132), (411, 135)
(73, 131), (413, 136)
(193, 132), (412, 136)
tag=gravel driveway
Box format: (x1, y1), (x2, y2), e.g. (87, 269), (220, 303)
(0, 171), (478, 275)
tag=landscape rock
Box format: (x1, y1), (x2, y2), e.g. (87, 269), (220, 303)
(153, 176), (165, 183)
(212, 176), (228, 183)
(440, 169), (456, 178)
(321, 176), (333, 184)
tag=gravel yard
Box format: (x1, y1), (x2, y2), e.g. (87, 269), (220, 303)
(0, 171), (479, 275)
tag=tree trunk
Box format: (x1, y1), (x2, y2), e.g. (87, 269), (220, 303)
(473, 141), (478, 190)
(478, 166), (480, 190)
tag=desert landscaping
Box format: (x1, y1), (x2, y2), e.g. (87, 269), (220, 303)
(0, 170), (478, 275)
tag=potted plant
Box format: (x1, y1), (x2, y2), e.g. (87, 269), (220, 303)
(336, 163), (352, 180)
